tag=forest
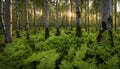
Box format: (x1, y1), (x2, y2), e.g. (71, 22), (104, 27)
(0, 0), (120, 69)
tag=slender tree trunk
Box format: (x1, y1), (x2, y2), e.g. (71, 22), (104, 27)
(76, 0), (82, 37)
(39, 9), (41, 30)
(88, 0), (90, 32)
(25, 0), (29, 39)
(65, 0), (68, 29)
(45, 0), (49, 39)
(0, 0), (1, 31)
(119, 12), (120, 27)
(34, 0), (36, 34)
(4, 0), (12, 43)
(84, 0), (87, 31)
(114, 0), (117, 30)
(15, 0), (21, 38)
(95, 0), (99, 31)
(97, 0), (114, 47)
(0, 0), (5, 33)
(70, 0), (73, 30)
(56, 0), (60, 36)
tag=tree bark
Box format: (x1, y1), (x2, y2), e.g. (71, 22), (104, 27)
(56, 0), (60, 36)
(95, 0), (99, 31)
(70, 0), (73, 30)
(87, 0), (90, 32)
(4, 0), (12, 43)
(114, 0), (117, 30)
(65, 0), (68, 30)
(15, 0), (21, 38)
(34, 0), (36, 34)
(76, 0), (82, 37)
(0, 0), (5, 33)
(84, 0), (87, 31)
(25, 0), (29, 39)
(45, 0), (49, 39)
(97, 0), (114, 47)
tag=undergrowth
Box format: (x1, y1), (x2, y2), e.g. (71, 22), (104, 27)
(0, 29), (120, 69)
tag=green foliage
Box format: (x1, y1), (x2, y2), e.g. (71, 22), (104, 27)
(105, 55), (119, 69)
(60, 60), (74, 69)
(0, 29), (120, 69)
(23, 49), (60, 69)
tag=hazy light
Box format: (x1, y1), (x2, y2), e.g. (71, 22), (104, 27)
(117, 1), (120, 12)
(61, 13), (63, 16)
(68, 12), (72, 17)
(36, 11), (39, 15)
(40, 10), (43, 16)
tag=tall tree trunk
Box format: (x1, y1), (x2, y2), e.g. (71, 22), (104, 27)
(84, 0), (87, 31)
(4, 0), (12, 43)
(95, 0), (99, 31)
(34, 0), (36, 34)
(25, 0), (29, 39)
(76, 0), (82, 37)
(0, 0), (1, 31)
(45, 0), (49, 39)
(0, 0), (5, 33)
(88, 0), (90, 32)
(39, 9), (41, 30)
(70, 0), (73, 30)
(56, 0), (60, 36)
(65, 0), (67, 30)
(114, 0), (117, 30)
(119, 12), (120, 27)
(15, 0), (21, 38)
(97, 0), (114, 47)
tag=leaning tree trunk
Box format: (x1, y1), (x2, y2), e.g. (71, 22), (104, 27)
(97, 0), (114, 47)
(76, 0), (82, 37)
(0, 0), (5, 33)
(45, 0), (49, 39)
(56, 0), (60, 36)
(25, 0), (29, 39)
(15, 0), (21, 38)
(34, 0), (36, 34)
(4, 0), (12, 43)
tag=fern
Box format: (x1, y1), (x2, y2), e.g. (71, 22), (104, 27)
(23, 49), (60, 69)
(105, 55), (119, 69)
(59, 60), (73, 69)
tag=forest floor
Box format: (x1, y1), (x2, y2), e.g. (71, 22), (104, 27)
(0, 28), (120, 69)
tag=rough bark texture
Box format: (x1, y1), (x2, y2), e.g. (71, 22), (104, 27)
(34, 0), (36, 34)
(76, 0), (82, 37)
(97, 0), (114, 47)
(16, 0), (21, 38)
(56, 0), (60, 36)
(4, 0), (12, 43)
(45, 0), (49, 39)
(25, 0), (29, 39)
